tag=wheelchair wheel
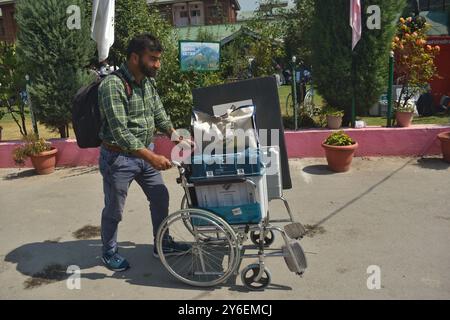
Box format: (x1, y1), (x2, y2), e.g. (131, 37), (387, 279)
(156, 208), (240, 287)
(180, 194), (188, 209)
(241, 264), (272, 291)
(250, 230), (275, 247)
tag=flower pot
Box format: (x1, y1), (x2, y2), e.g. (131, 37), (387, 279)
(437, 131), (450, 163)
(395, 111), (414, 127)
(30, 147), (58, 174)
(326, 115), (343, 129)
(322, 142), (358, 173)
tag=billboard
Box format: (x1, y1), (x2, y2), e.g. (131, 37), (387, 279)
(179, 41), (221, 72)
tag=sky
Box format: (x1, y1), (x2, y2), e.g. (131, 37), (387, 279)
(239, 0), (296, 11)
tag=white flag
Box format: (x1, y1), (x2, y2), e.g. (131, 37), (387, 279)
(350, 0), (362, 50)
(91, 0), (115, 62)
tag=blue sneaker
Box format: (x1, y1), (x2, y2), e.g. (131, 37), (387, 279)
(153, 236), (192, 259)
(101, 249), (130, 272)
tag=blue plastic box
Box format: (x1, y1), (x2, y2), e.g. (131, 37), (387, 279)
(189, 149), (262, 181)
(193, 203), (262, 225)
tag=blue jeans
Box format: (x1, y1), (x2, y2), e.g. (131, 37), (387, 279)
(98, 145), (169, 255)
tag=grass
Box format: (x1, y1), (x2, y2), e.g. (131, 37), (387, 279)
(0, 112), (75, 141)
(361, 114), (450, 126)
(278, 84), (324, 117)
(1, 88), (449, 141)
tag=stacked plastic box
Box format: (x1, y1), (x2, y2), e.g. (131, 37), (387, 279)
(189, 148), (269, 225)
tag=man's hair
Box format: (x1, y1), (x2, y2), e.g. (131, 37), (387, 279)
(127, 33), (163, 59)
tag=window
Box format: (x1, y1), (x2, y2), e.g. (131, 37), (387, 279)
(180, 11), (188, 18)
(0, 18), (5, 37)
(208, 5), (223, 18)
(191, 9), (201, 17)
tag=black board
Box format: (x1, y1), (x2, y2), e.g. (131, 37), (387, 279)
(192, 76), (292, 189)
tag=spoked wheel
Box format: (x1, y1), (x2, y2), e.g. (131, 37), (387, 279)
(250, 230), (275, 247)
(156, 208), (240, 287)
(241, 264), (272, 291)
(302, 91), (315, 117)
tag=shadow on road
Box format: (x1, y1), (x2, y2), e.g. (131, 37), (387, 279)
(4, 240), (291, 292)
(2, 169), (36, 180)
(415, 157), (450, 171)
(302, 165), (335, 175)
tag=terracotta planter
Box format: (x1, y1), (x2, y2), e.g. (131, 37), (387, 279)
(437, 131), (450, 163)
(326, 115), (343, 129)
(322, 142), (358, 173)
(395, 112), (414, 127)
(30, 147), (58, 174)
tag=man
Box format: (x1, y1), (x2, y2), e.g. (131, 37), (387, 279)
(98, 33), (190, 272)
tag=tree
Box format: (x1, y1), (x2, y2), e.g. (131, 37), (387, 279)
(392, 16), (440, 108)
(219, 2), (286, 81)
(15, 0), (94, 138)
(311, 0), (407, 126)
(244, 3), (286, 78)
(284, 0), (315, 68)
(0, 41), (28, 136)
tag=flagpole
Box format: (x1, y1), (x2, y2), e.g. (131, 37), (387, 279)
(349, 0), (361, 128)
(351, 51), (356, 128)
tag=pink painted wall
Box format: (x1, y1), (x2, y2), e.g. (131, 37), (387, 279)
(1, 126), (449, 168)
(285, 125), (450, 158)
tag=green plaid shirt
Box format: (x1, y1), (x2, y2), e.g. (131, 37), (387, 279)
(98, 63), (173, 152)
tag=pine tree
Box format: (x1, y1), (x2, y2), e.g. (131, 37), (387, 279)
(15, 0), (94, 138)
(311, 0), (406, 126)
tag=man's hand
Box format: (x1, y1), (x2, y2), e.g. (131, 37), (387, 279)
(148, 154), (172, 171)
(131, 148), (172, 171)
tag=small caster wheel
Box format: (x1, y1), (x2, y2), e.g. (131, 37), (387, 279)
(250, 230), (275, 247)
(241, 264), (271, 291)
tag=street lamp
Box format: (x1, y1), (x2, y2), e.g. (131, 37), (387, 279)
(291, 56), (298, 130)
(386, 50), (394, 127)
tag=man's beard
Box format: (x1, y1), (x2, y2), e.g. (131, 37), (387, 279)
(138, 59), (157, 78)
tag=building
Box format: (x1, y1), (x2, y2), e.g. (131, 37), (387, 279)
(0, 0), (16, 43)
(422, 10), (450, 107)
(148, 0), (240, 27)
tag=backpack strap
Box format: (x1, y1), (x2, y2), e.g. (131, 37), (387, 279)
(111, 70), (132, 101)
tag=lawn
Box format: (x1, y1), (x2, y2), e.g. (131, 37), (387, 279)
(1, 87), (449, 141)
(0, 112), (75, 141)
(361, 114), (450, 126)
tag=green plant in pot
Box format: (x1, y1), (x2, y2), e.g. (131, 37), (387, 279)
(13, 134), (58, 174)
(323, 105), (344, 129)
(322, 130), (358, 172)
(437, 131), (450, 163)
(394, 100), (415, 127)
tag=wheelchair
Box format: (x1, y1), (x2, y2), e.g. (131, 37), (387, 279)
(155, 146), (308, 291)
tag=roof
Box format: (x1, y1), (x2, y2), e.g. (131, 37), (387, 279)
(420, 11), (449, 35)
(175, 23), (244, 44)
(148, 0), (241, 10)
(174, 22), (283, 46)
(0, 0), (15, 5)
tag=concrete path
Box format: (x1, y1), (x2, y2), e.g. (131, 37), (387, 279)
(0, 157), (449, 299)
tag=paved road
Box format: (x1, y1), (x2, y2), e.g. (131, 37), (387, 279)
(0, 157), (449, 299)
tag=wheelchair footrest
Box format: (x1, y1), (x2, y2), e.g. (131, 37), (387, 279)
(284, 222), (306, 239)
(282, 240), (307, 275)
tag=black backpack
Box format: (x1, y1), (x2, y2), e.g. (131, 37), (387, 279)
(72, 70), (132, 148)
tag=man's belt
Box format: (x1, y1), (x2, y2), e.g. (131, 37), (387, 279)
(101, 142), (133, 155)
